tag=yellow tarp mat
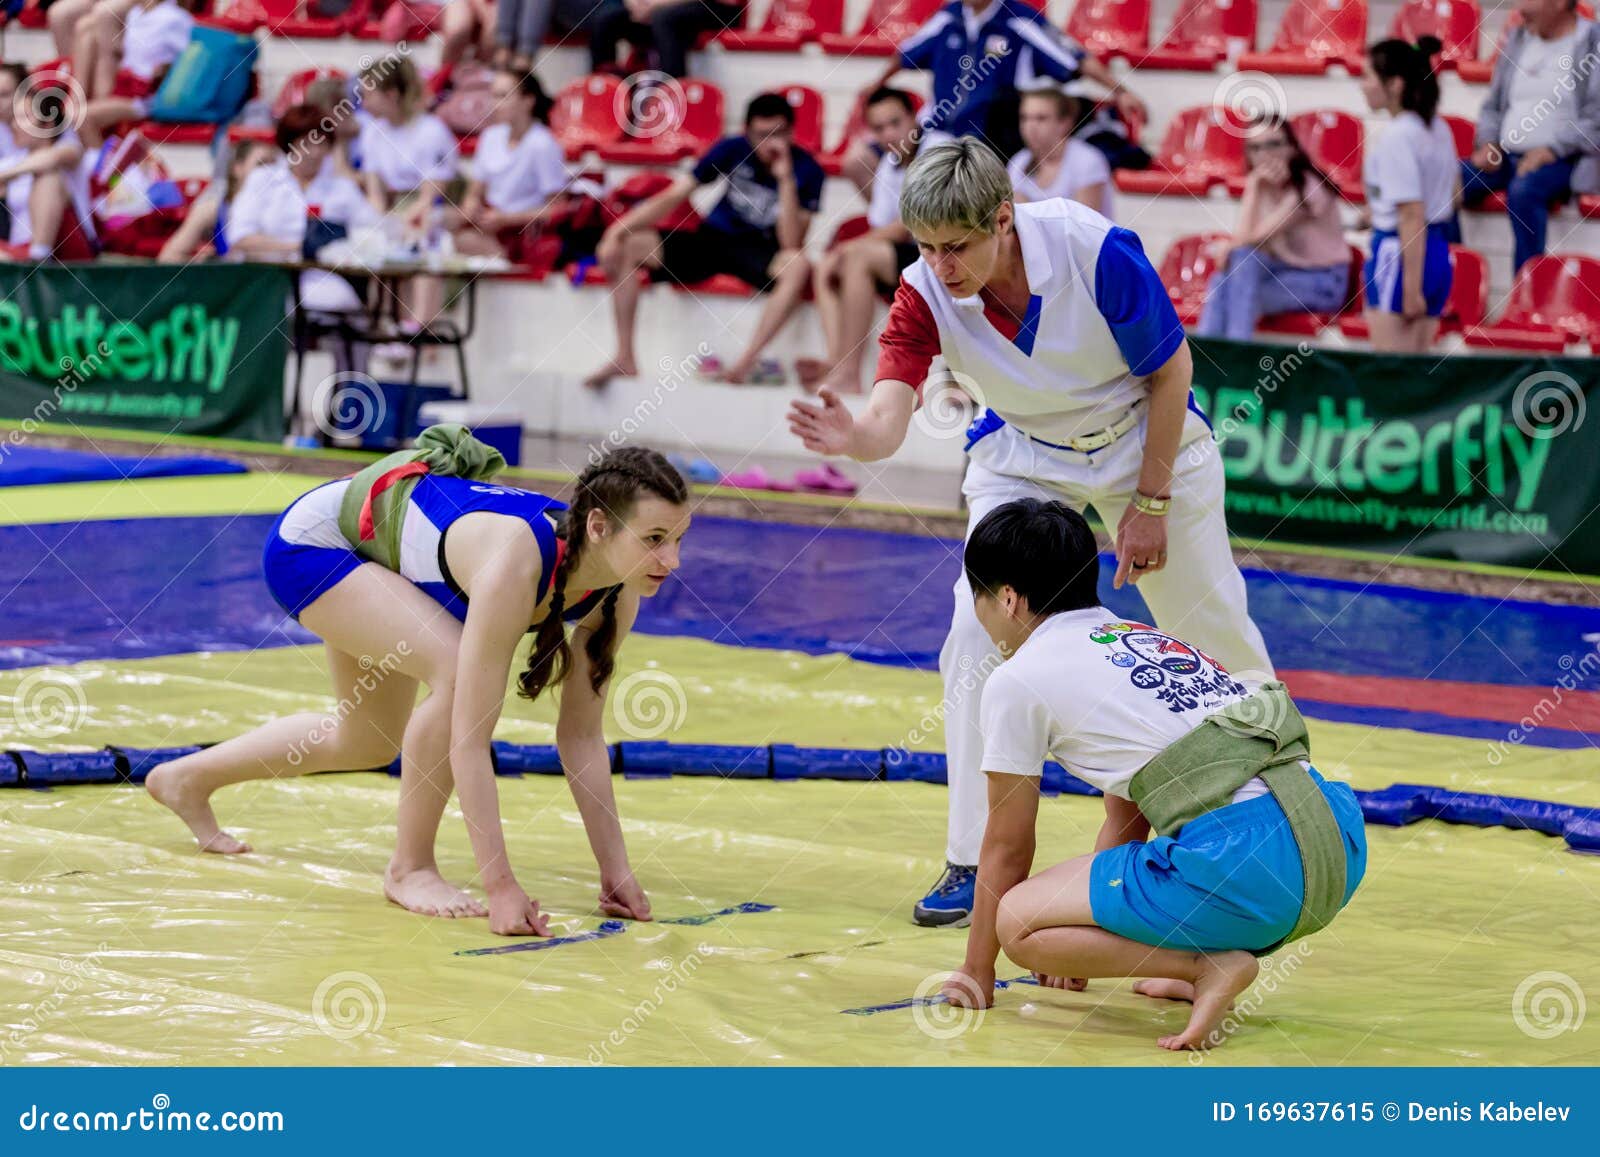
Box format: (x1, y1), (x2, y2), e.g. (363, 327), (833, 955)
(0, 472), (328, 526)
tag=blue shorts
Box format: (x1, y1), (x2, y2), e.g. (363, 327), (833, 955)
(1089, 769), (1367, 954)
(261, 480), (364, 620)
(1364, 224), (1452, 317)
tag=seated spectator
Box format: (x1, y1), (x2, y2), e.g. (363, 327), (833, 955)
(73, 0), (197, 102)
(300, 75), (382, 246)
(1196, 115), (1349, 340)
(1007, 88), (1113, 218)
(1452, 0), (1600, 271)
(224, 105), (364, 313)
(798, 87), (946, 394)
(587, 0), (742, 79)
(587, 92), (822, 388)
(356, 55), (461, 327)
(0, 85), (96, 261)
(1360, 37), (1457, 352)
(449, 70), (570, 262)
(434, 0), (499, 91)
(156, 138), (272, 262)
(870, 0), (1144, 161)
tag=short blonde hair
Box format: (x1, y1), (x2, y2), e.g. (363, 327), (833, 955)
(899, 138), (1012, 236)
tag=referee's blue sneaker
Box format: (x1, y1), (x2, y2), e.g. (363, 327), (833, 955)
(912, 862), (977, 927)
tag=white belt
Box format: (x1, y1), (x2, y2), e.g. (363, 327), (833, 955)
(1025, 403), (1143, 454)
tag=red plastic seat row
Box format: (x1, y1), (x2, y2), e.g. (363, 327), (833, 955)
(1462, 254), (1600, 352)
(551, 74), (724, 163)
(1459, 2), (1594, 83)
(1237, 0), (1366, 74)
(215, 0), (370, 38)
(1337, 245), (1488, 340)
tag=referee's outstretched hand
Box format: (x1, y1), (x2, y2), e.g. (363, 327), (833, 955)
(787, 388), (854, 457)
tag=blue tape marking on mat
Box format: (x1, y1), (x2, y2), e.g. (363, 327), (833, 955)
(456, 920), (628, 957)
(6, 514), (1600, 701)
(0, 447), (246, 487)
(841, 976), (1040, 1015)
(657, 903), (778, 926)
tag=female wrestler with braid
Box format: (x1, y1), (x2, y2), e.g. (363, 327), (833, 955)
(148, 447), (691, 936)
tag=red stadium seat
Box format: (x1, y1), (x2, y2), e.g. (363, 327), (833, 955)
(136, 121), (223, 144)
(1389, 0), (1479, 69)
(1256, 245), (1362, 335)
(1441, 114), (1475, 158)
(1338, 246), (1487, 340)
(818, 89), (924, 176)
(550, 74), (626, 158)
(216, 0), (367, 38)
(1464, 254), (1600, 351)
(272, 67), (347, 117)
(1064, 0), (1150, 62)
(598, 78), (724, 163)
(769, 85), (825, 155)
(1158, 232), (1227, 325)
(828, 215), (873, 248)
(1291, 109), (1364, 201)
(1115, 105), (1246, 195)
(355, 0), (444, 39)
(1238, 0), (1366, 74)
(1580, 195), (1600, 219)
(1459, 2), (1592, 82)
(718, 0), (844, 49)
(819, 0), (942, 56)
(1139, 0), (1256, 69)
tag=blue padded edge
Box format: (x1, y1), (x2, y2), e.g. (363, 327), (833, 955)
(14, 743), (1600, 852)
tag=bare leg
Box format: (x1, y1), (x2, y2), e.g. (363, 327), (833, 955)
(79, 96), (140, 148)
(822, 238), (896, 392)
(840, 134), (878, 199)
(1365, 310), (1439, 354)
(722, 248), (812, 382)
(48, 0), (96, 58)
(28, 171), (70, 254)
(802, 248), (844, 387)
(996, 855), (1261, 1051)
(584, 229), (658, 388)
(438, 0), (478, 70)
(403, 275), (446, 329)
(86, 5), (125, 101)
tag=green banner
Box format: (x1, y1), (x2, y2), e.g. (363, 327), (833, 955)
(1189, 336), (1600, 574)
(0, 262), (290, 443)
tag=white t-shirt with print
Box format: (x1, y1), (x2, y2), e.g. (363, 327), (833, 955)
(357, 113), (459, 194)
(978, 606), (1267, 802)
(471, 122), (568, 214)
(1007, 138), (1113, 220)
(121, 0), (195, 81)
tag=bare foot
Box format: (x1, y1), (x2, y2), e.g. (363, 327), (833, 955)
(1158, 951), (1259, 1051)
(1133, 977), (1198, 1002)
(583, 356), (636, 390)
(383, 863), (488, 918)
(794, 357), (830, 389)
(146, 763), (252, 854)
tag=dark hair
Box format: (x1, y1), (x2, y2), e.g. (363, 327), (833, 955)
(275, 103), (325, 153)
(1369, 36), (1443, 124)
(963, 499), (1100, 617)
(0, 63), (27, 89)
(745, 92), (795, 126)
(865, 86), (916, 116)
(1247, 113), (1332, 197)
(504, 69), (554, 124)
(517, 448), (688, 702)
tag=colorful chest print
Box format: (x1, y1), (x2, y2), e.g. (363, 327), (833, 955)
(1090, 621), (1248, 714)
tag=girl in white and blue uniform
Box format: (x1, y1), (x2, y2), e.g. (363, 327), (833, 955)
(1360, 35), (1458, 352)
(147, 448), (690, 940)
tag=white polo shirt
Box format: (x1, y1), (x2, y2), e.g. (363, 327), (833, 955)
(866, 130), (951, 230)
(472, 122), (568, 214)
(979, 607), (1266, 802)
(876, 198), (1185, 444)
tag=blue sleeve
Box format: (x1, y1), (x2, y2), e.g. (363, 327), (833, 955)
(692, 137), (742, 184)
(897, 10), (950, 70)
(1092, 226), (1185, 377)
(1014, 15), (1085, 82)
(796, 153), (825, 212)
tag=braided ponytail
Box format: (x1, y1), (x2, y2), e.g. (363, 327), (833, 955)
(516, 446), (687, 702)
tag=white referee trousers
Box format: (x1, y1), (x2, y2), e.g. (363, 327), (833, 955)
(940, 418), (1275, 865)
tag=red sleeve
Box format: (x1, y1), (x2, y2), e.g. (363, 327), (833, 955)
(874, 277), (940, 395)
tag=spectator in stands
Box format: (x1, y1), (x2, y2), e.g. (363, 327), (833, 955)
(435, 0), (500, 91)
(870, 0), (1144, 160)
(0, 64), (26, 241)
(0, 83), (96, 260)
(1007, 88), (1112, 218)
(156, 138), (272, 262)
(449, 70), (570, 262)
(798, 87), (946, 394)
(1196, 115), (1350, 340)
(303, 75), (364, 188)
(72, 0), (198, 102)
(496, 0), (596, 72)
(586, 0), (742, 79)
(1453, 0), (1600, 271)
(1360, 37), (1457, 352)
(586, 92), (822, 388)
(357, 55), (461, 327)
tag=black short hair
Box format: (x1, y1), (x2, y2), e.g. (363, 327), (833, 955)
(865, 86), (915, 115)
(745, 92), (795, 126)
(963, 499), (1100, 616)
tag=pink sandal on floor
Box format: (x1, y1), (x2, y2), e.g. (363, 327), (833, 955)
(718, 466), (798, 492)
(793, 463), (859, 495)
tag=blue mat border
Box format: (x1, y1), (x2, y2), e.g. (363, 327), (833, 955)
(6, 741), (1597, 853)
